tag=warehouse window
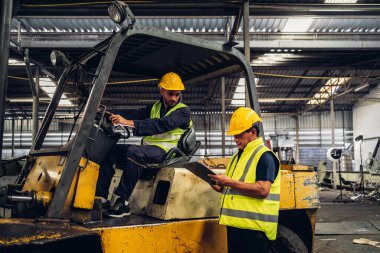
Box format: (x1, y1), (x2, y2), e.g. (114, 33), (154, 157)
(38, 77), (73, 107)
(307, 77), (351, 105)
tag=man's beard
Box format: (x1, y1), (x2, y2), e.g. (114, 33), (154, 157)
(165, 100), (177, 107)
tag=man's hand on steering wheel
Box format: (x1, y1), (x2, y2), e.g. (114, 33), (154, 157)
(110, 114), (135, 128)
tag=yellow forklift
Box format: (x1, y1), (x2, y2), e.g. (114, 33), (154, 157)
(0, 2), (319, 252)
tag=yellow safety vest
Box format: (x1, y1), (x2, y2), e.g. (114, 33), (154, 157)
(142, 101), (193, 152)
(219, 137), (281, 240)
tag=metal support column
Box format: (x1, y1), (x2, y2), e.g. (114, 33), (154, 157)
(342, 111), (346, 148)
(319, 112), (322, 148)
(33, 67), (40, 139)
(330, 99), (337, 189)
(295, 115), (300, 163)
(11, 116), (15, 157)
(221, 77), (226, 157)
(243, 0), (250, 107)
(204, 100), (208, 157)
(25, 49), (39, 140)
(0, 0), (13, 161)
(17, 19), (21, 51)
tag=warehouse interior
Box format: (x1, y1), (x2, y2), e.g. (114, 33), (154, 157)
(0, 1), (380, 253)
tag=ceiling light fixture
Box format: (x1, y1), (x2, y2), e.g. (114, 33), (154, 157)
(251, 53), (302, 66)
(258, 99), (277, 103)
(8, 58), (34, 66)
(283, 18), (313, 33)
(354, 83), (369, 92)
(324, 0), (357, 3)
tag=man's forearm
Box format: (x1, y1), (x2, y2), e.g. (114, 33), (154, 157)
(227, 180), (271, 199)
(209, 174), (271, 199)
(134, 109), (190, 136)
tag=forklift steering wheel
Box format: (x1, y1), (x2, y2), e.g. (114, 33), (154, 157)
(110, 124), (131, 139)
(95, 110), (129, 139)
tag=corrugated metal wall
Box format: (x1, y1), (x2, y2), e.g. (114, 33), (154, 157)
(191, 111), (352, 130)
(2, 111), (353, 168)
(3, 119), (59, 131)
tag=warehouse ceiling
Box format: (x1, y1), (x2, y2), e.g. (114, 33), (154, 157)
(6, 0), (380, 116)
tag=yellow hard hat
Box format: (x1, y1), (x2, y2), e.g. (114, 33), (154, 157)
(227, 107), (262, 136)
(158, 72), (185, 91)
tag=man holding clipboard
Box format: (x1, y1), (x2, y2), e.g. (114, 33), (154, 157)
(208, 107), (280, 253)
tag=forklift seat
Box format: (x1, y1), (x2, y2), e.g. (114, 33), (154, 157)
(144, 127), (201, 170)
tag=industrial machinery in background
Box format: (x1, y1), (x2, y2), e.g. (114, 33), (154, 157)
(270, 131), (295, 164)
(0, 2), (319, 253)
(326, 148), (353, 203)
(364, 152), (380, 174)
(316, 137), (380, 203)
(354, 136), (380, 201)
(318, 147), (358, 191)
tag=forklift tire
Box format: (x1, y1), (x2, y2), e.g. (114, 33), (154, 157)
(271, 225), (309, 253)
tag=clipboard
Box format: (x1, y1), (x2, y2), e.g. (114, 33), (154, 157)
(180, 162), (216, 185)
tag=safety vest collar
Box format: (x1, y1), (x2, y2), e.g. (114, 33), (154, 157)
(239, 142), (265, 182)
(244, 137), (265, 153)
(151, 100), (185, 118)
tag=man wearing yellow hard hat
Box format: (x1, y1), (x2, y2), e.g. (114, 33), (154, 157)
(209, 107), (280, 253)
(96, 72), (192, 217)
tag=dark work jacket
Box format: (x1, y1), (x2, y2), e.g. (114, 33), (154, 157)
(115, 98), (191, 137)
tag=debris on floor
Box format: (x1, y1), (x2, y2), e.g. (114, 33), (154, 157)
(353, 238), (380, 248)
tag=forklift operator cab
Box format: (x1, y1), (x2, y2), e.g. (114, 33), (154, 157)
(0, 0), (259, 222)
(0, 2), (319, 253)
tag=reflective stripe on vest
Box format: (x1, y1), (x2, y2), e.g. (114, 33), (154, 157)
(239, 144), (264, 181)
(219, 137), (281, 241)
(221, 208), (279, 223)
(142, 101), (192, 152)
(224, 188), (280, 201)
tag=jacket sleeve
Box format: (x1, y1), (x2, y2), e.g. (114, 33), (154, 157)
(113, 105), (152, 120)
(133, 107), (191, 136)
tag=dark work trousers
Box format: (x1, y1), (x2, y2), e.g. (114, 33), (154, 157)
(227, 226), (271, 253)
(96, 144), (167, 201)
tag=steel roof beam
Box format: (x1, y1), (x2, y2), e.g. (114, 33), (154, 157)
(242, 40), (380, 50)
(248, 4), (380, 17)
(14, 3), (380, 17)
(14, 33), (380, 49)
(14, 2), (241, 17)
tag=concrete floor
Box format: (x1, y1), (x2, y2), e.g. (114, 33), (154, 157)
(314, 189), (380, 253)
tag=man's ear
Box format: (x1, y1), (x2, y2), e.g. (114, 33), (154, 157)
(159, 87), (164, 96)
